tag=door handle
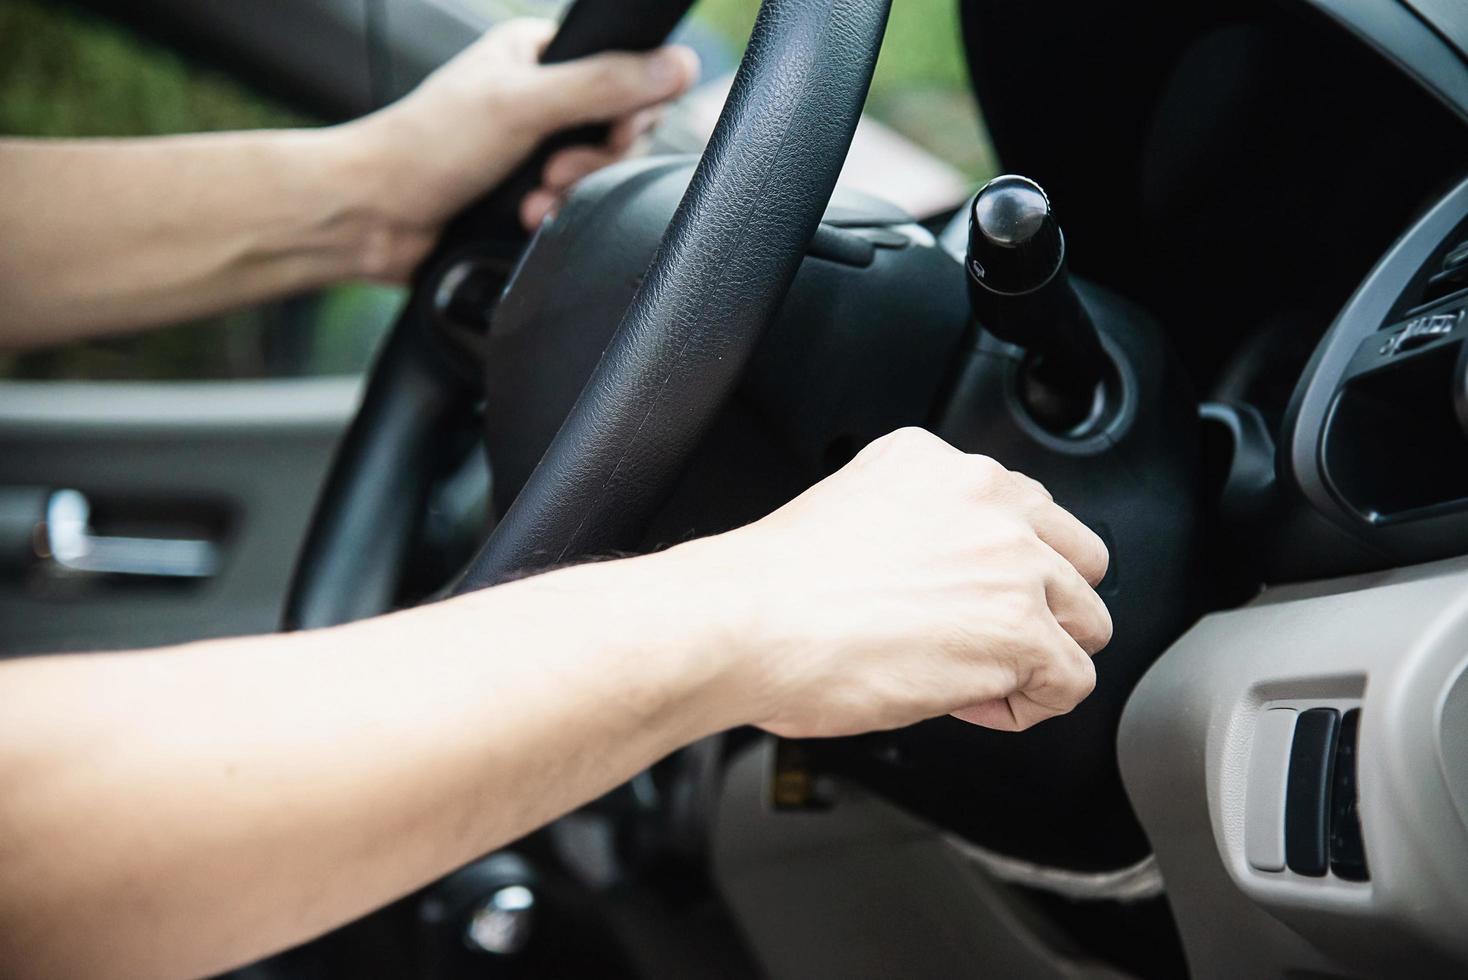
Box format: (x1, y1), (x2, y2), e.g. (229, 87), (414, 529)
(43, 489), (221, 579)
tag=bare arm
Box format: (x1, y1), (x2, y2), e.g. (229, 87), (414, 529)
(0, 20), (698, 349)
(0, 429), (1112, 980)
(0, 554), (734, 979)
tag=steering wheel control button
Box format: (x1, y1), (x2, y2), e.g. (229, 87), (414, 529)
(852, 226), (912, 250)
(808, 223), (876, 267)
(1245, 707), (1299, 872)
(1285, 707), (1341, 877)
(1381, 307), (1464, 356)
(1328, 709), (1370, 882)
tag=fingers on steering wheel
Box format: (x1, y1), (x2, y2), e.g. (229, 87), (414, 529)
(524, 149), (611, 229)
(520, 188), (560, 231)
(541, 110), (659, 193)
(528, 112), (661, 231)
(542, 146), (618, 192)
(607, 108), (663, 153)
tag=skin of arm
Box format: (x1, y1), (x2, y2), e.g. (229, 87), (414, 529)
(0, 428), (1112, 980)
(0, 20), (700, 348)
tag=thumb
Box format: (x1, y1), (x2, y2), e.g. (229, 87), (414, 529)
(527, 45), (700, 132)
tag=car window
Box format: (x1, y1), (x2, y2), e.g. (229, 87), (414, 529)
(690, 0), (995, 185)
(0, 0), (400, 381)
(452, 0), (997, 214)
(0, 0), (992, 380)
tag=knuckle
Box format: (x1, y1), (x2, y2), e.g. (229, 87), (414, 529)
(999, 525), (1048, 567)
(888, 426), (938, 451)
(967, 453), (1008, 488)
(861, 427), (940, 465)
(1016, 471), (1054, 501)
(1051, 650), (1097, 707)
(1031, 642), (1096, 709)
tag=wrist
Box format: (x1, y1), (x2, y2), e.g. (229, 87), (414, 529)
(434, 549), (756, 749)
(632, 535), (780, 733)
(546, 544), (768, 741)
(316, 119), (436, 283)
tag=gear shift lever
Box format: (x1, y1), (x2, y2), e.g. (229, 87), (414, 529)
(966, 175), (1112, 434)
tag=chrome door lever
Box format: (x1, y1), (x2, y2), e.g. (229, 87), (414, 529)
(43, 489), (221, 579)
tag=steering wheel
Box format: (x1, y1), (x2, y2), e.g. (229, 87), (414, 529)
(284, 0), (1202, 878)
(285, 0), (893, 627)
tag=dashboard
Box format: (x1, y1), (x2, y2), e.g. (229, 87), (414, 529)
(1105, 3), (1468, 977)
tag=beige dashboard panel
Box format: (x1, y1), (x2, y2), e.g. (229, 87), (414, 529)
(1120, 555), (1468, 979)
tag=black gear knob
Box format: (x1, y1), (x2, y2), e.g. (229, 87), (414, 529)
(966, 175), (1112, 433)
(966, 175), (1064, 295)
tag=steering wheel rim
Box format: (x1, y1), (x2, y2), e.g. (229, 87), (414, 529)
(457, 0), (892, 590)
(287, 0), (892, 624)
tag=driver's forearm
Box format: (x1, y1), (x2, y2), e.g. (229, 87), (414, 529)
(0, 546), (746, 980)
(0, 128), (421, 349)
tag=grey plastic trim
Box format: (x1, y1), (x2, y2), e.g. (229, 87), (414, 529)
(1399, 0), (1468, 78)
(1120, 556), (1468, 978)
(0, 379), (361, 433)
(1438, 657), (1468, 838)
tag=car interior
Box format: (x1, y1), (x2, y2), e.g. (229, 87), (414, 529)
(2, 0), (1467, 978)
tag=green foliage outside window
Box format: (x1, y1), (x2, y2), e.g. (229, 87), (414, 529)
(0, 0), (305, 136)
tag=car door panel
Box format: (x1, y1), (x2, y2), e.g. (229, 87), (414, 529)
(0, 380), (358, 655)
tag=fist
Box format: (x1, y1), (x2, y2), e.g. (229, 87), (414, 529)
(703, 427), (1111, 738)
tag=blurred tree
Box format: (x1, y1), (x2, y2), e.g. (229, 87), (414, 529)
(0, 0), (305, 137)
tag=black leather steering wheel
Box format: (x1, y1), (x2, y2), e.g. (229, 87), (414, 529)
(285, 0), (893, 627)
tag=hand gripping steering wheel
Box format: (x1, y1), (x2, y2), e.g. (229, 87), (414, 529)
(285, 0), (893, 626)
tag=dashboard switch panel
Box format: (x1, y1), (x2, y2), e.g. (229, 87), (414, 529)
(1285, 708), (1341, 877)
